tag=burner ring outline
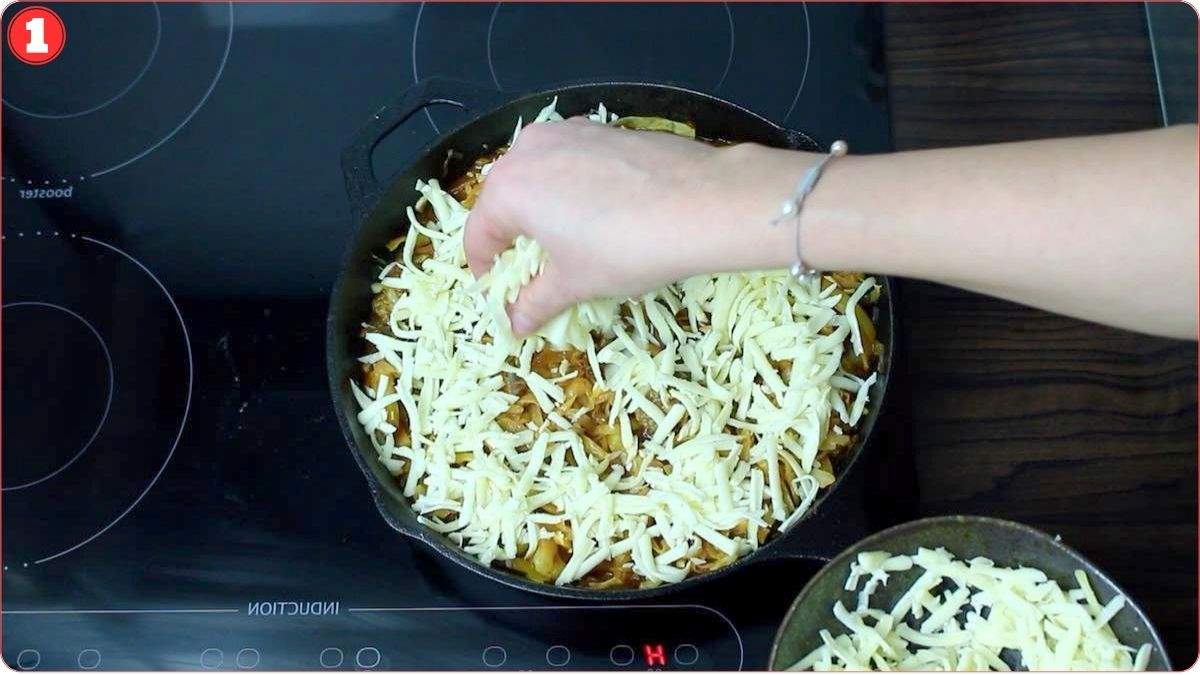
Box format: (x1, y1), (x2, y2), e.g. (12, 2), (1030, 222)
(1, 301), (115, 492)
(407, 4), (811, 150)
(411, 3), (812, 131)
(410, 1), (440, 135)
(782, 3), (813, 123)
(87, 2), (233, 179)
(483, 2), (737, 94)
(2, 2), (234, 182)
(2, 3), (162, 120)
(3, 235), (195, 566)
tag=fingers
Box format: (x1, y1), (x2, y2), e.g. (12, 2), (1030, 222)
(463, 198), (518, 279)
(507, 263), (572, 337)
(465, 120), (592, 279)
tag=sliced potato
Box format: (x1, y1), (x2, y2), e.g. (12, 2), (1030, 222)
(614, 116), (696, 138)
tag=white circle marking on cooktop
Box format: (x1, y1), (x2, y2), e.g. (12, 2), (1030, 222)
(410, 1), (441, 135)
(411, 2), (738, 134)
(481, 645), (506, 668)
(782, 3), (813, 122)
(200, 649), (223, 669)
(484, 2), (735, 94)
(609, 644), (635, 666)
(1, 302), (114, 492)
(2, 4), (162, 120)
(87, 2), (233, 179)
(77, 649), (102, 670)
(484, 2), (501, 91)
(319, 648), (343, 668)
(26, 235), (194, 566)
(16, 650), (40, 670)
(674, 643), (700, 665)
(546, 645), (571, 667)
(236, 648), (260, 669)
(716, 2), (735, 92)
(355, 647), (381, 669)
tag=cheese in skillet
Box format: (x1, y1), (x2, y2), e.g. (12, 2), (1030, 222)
(352, 99), (884, 589)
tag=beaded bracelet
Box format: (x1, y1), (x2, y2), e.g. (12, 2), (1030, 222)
(771, 140), (848, 282)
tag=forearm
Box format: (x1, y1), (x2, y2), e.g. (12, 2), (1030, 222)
(720, 126), (1198, 339)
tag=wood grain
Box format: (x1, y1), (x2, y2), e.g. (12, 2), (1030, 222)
(883, 3), (1198, 665)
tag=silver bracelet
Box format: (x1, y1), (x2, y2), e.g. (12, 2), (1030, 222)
(771, 140), (848, 282)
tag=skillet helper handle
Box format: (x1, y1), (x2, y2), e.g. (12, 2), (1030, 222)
(341, 77), (508, 222)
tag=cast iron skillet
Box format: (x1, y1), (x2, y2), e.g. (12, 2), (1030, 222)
(768, 515), (1171, 670)
(328, 77), (897, 600)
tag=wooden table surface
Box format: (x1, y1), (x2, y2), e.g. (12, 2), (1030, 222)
(883, 3), (1197, 666)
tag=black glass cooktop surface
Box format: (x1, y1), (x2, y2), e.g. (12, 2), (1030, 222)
(1, 3), (907, 670)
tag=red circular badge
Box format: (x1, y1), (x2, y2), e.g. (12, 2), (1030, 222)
(7, 6), (66, 66)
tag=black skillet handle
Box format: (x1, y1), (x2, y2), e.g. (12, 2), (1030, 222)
(340, 77), (509, 223)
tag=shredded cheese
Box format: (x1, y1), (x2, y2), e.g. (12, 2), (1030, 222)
(352, 99), (881, 587)
(789, 547), (1154, 671)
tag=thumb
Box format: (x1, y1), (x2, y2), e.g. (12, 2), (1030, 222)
(464, 201), (519, 279)
(507, 263), (573, 337)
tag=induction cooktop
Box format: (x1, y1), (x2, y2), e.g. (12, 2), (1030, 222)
(1, 3), (911, 670)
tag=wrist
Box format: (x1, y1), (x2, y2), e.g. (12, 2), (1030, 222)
(687, 143), (807, 274)
(723, 142), (873, 276)
(797, 151), (873, 273)
(669, 142), (874, 280)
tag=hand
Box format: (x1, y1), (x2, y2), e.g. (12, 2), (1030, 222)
(464, 118), (799, 336)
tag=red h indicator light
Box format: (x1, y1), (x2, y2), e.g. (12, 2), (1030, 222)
(643, 644), (667, 667)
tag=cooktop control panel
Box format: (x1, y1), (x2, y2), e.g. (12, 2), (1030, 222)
(2, 605), (742, 670)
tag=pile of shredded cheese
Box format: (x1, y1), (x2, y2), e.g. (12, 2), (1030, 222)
(479, 234), (620, 353)
(789, 547), (1154, 671)
(352, 99), (881, 587)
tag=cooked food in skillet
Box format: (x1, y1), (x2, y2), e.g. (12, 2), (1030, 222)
(787, 547), (1153, 671)
(351, 99), (885, 589)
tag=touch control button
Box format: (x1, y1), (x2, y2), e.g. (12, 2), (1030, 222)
(200, 649), (223, 669)
(319, 648), (344, 668)
(78, 649), (102, 670)
(609, 644), (635, 666)
(236, 648), (260, 669)
(674, 643), (700, 665)
(16, 650), (41, 670)
(546, 645), (571, 667)
(482, 645), (507, 668)
(356, 647), (381, 669)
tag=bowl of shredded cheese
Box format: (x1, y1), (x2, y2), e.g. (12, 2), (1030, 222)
(330, 80), (894, 597)
(769, 515), (1169, 671)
